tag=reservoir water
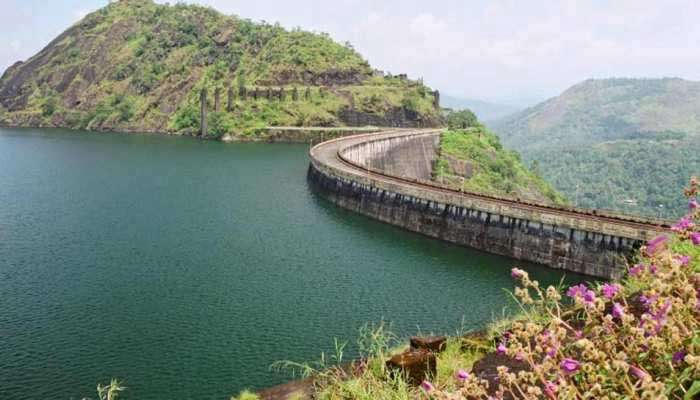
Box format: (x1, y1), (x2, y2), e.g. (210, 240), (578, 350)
(0, 128), (587, 399)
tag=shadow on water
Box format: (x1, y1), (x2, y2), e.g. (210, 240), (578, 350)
(307, 189), (593, 288)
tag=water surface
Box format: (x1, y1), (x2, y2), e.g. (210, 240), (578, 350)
(0, 128), (587, 399)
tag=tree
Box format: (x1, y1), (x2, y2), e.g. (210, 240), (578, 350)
(447, 109), (479, 130)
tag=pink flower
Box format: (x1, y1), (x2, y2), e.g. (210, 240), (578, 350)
(510, 268), (525, 279)
(675, 255), (691, 266)
(566, 283), (587, 298)
(629, 365), (650, 381)
(690, 198), (698, 210)
(496, 342), (507, 354)
(646, 235), (668, 255)
(643, 299), (672, 335)
(649, 264), (658, 275)
(601, 283), (621, 299)
(544, 381), (558, 399)
(567, 283), (596, 305)
(629, 264), (645, 277)
(672, 216), (695, 232)
(421, 380), (434, 392)
(560, 358), (581, 375)
(691, 232), (700, 246)
(611, 302), (625, 319)
(456, 369), (469, 381)
(639, 294), (658, 310)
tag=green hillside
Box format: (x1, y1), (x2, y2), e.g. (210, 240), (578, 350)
(0, 0), (442, 136)
(434, 126), (566, 205)
(491, 78), (700, 217)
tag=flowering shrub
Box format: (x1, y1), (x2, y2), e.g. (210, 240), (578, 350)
(423, 178), (700, 399)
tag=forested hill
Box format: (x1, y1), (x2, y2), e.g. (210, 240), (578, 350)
(0, 0), (442, 136)
(490, 78), (700, 218)
(434, 127), (566, 205)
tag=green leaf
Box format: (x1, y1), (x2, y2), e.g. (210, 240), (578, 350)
(684, 380), (700, 400)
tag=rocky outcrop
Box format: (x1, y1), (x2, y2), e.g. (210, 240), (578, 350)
(386, 349), (437, 385)
(339, 106), (441, 128)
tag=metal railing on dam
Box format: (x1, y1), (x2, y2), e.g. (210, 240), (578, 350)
(307, 129), (671, 279)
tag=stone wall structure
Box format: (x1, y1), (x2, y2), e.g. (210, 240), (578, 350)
(308, 129), (670, 279)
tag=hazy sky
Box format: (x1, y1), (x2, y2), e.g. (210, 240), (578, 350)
(2, 0), (700, 105)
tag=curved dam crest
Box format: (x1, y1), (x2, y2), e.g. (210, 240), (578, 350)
(308, 129), (670, 279)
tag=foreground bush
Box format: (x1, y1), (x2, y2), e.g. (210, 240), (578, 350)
(424, 177), (700, 399)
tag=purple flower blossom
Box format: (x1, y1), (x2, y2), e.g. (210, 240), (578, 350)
(496, 342), (507, 354)
(629, 365), (650, 381)
(672, 216), (695, 232)
(456, 369), (469, 381)
(673, 350), (686, 364)
(638, 294), (658, 314)
(649, 264), (658, 275)
(510, 268), (525, 279)
(421, 380), (434, 392)
(643, 299), (672, 335)
(646, 235), (668, 255)
(544, 381), (558, 399)
(560, 358), (581, 375)
(690, 198), (698, 210)
(675, 255), (691, 266)
(601, 283), (621, 299)
(612, 302), (625, 319)
(566, 283), (587, 297)
(567, 283), (596, 305)
(629, 264), (645, 277)
(691, 232), (700, 246)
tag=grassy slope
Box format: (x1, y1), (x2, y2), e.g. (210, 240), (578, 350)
(0, 0), (441, 136)
(490, 78), (700, 218)
(434, 128), (567, 205)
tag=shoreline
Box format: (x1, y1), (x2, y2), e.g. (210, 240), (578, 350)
(0, 122), (386, 144)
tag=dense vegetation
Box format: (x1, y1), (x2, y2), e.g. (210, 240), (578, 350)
(434, 125), (566, 205)
(234, 180), (700, 399)
(0, 0), (442, 136)
(491, 78), (700, 218)
(446, 109), (479, 130)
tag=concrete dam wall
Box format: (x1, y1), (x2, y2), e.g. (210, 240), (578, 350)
(341, 131), (440, 181)
(308, 130), (669, 279)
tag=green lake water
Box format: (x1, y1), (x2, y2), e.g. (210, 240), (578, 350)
(0, 128), (588, 399)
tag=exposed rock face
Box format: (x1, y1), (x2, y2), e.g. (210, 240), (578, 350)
(338, 106), (441, 128)
(386, 349), (437, 384)
(443, 154), (474, 179)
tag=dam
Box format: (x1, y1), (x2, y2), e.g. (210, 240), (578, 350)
(308, 129), (670, 279)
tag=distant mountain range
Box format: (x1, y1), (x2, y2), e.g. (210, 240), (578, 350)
(490, 78), (700, 218)
(440, 95), (520, 121)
